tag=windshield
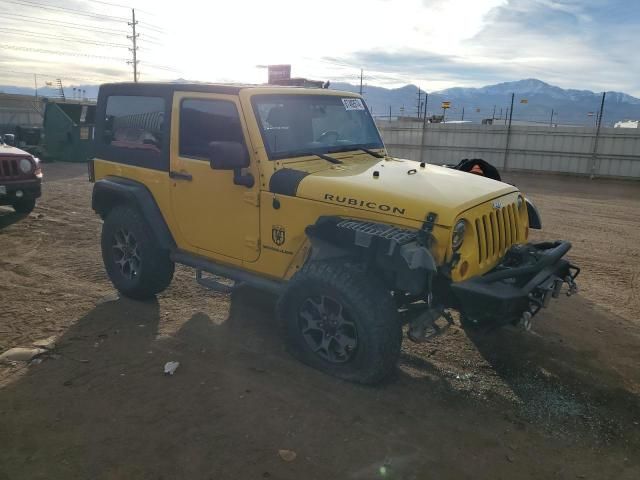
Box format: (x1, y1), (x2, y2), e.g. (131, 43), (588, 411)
(252, 94), (384, 160)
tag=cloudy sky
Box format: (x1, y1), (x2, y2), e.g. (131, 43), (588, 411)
(1, 0), (638, 95)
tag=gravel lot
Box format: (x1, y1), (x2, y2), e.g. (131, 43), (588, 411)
(1, 163), (639, 479)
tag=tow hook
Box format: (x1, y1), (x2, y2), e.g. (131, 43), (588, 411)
(520, 311), (533, 331)
(407, 308), (454, 343)
(521, 274), (578, 331)
(565, 275), (578, 297)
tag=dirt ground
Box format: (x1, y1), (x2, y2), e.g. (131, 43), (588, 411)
(1, 163), (639, 480)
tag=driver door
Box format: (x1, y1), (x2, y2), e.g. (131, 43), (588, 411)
(169, 92), (260, 262)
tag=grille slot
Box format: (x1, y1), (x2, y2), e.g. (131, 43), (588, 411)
(0, 159), (20, 178)
(474, 201), (520, 264)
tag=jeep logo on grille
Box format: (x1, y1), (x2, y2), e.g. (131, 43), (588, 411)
(492, 200), (503, 209)
(272, 225), (286, 246)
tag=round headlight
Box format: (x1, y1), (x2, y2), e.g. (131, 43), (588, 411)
(452, 219), (466, 250)
(19, 158), (33, 174)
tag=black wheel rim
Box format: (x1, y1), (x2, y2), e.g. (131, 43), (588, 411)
(112, 228), (141, 280)
(298, 295), (358, 364)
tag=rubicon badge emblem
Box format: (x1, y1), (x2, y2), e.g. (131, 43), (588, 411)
(272, 225), (286, 246)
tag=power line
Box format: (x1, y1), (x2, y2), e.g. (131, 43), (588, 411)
(0, 27), (130, 48)
(82, 0), (162, 18)
(313, 57), (418, 86)
(138, 21), (167, 34)
(1, 67), (124, 84)
(0, 13), (129, 34)
(2, 62), (181, 83)
(0, 0), (129, 22)
(141, 63), (182, 73)
(0, 43), (127, 61)
(137, 32), (165, 44)
(83, 0), (131, 8)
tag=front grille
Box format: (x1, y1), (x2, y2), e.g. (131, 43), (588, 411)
(0, 158), (20, 178)
(474, 202), (521, 264)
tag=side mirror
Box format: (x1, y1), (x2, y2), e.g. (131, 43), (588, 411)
(209, 141), (254, 188)
(209, 141), (249, 170)
(3, 133), (15, 146)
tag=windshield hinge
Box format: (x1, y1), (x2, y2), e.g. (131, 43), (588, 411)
(418, 212), (438, 247)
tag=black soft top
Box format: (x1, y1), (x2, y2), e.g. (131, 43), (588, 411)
(98, 82), (247, 97)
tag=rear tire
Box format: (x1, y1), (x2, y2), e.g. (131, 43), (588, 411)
(101, 205), (174, 300)
(12, 198), (36, 214)
(277, 261), (402, 384)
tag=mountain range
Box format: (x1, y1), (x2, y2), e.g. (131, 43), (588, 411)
(332, 79), (640, 126)
(2, 78), (639, 126)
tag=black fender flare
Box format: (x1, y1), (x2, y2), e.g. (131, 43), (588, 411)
(305, 216), (436, 295)
(92, 176), (176, 250)
(525, 197), (542, 229)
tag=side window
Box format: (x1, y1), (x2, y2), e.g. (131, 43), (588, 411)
(104, 96), (165, 158)
(179, 99), (244, 159)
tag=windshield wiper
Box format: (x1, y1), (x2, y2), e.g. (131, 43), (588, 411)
(317, 153), (342, 164)
(359, 148), (385, 158)
(327, 146), (385, 159)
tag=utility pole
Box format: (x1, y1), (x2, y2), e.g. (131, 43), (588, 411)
(56, 78), (65, 101)
(590, 92), (606, 179)
(492, 105), (496, 121)
(422, 92), (429, 127)
(389, 105), (392, 123)
(503, 93), (515, 170)
(418, 91), (427, 163)
(596, 92), (606, 128)
(549, 108), (555, 127)
(461, 107), (465, 121)
(359, 69), (363, 96)
(128, 8), (139, 82)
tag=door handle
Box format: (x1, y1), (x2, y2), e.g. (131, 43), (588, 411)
(169, 171), (192, 181)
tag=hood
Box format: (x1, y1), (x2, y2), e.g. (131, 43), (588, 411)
(292, 156), (518, 226)
(0, 144), (32, 158)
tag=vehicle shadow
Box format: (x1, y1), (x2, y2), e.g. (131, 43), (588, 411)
(0, 207), (28, 229)
(1, 288), (639, 479)
(0, 287), (301, 479)
(398, 295), (640, 442)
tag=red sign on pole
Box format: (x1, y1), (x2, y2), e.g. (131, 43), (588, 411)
(268, 65), (291, 84)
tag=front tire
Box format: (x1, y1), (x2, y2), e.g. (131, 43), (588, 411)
(12, 198), (36, 214)
(101, 205), (174, 300)
(277, 261), (402, 384)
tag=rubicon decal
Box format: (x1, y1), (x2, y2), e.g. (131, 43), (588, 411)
(324, 194), (406, 215)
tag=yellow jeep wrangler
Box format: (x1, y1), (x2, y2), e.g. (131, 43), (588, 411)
(90, 82), (579, 384)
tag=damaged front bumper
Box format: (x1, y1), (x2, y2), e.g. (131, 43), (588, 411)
(450, 241), (579, 328)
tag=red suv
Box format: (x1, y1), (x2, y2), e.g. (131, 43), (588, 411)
(0, 138), (42, 214)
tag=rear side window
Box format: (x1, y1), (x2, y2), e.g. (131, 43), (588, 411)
(104, 96), (165, 157)
(179, 99), (244, 159)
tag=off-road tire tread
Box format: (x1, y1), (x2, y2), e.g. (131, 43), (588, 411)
(278, 260), (402, 384)
(101, 205), (174, 299)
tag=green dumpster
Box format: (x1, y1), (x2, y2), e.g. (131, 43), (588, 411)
(43, 101), (96, 162)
